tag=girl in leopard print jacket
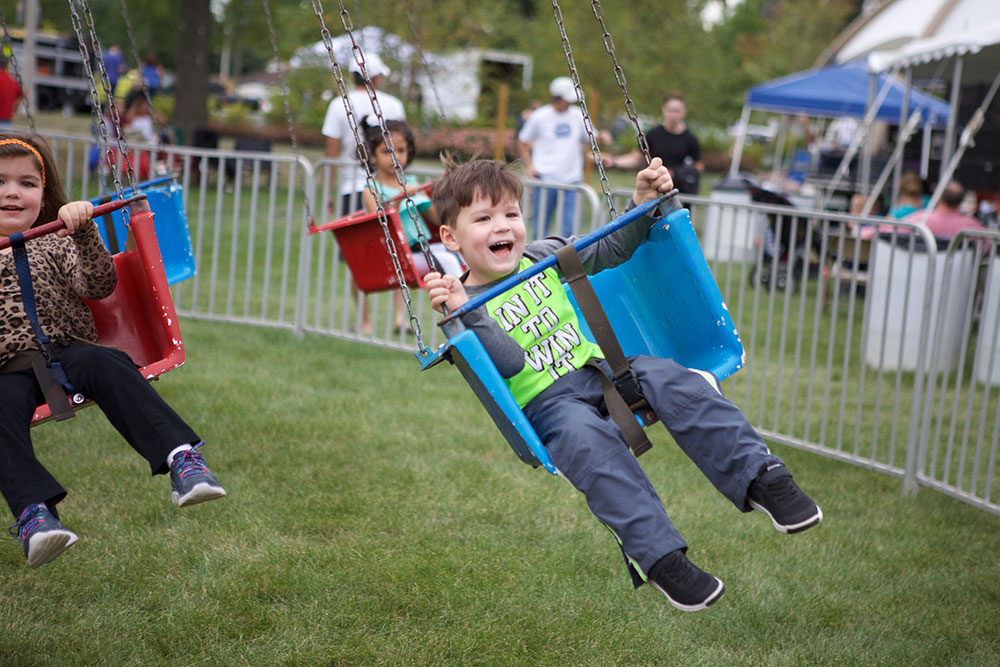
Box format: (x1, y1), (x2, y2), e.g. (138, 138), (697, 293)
(0, 132), (226, 570)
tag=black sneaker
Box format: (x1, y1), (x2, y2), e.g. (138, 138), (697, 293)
(9, 503), (78, 569)
(648, 549), (725, 612)
(747, 465), (823, 534)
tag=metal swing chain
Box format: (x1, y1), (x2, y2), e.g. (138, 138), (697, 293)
(335, 2), (436, 281)
(590, 0), (652, 166)
(309, 0), (427, 351)
(117, 0), (166, 157)
(550, 0), (617, 218)
(66, 0), (127, 201)
(400, 0), (458, 150)
(0, 5), (35, 133)
(262, 0), (315, 228)
(76, 0), (137, 193)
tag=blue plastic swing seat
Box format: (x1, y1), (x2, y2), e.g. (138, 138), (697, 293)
(419, 203), (745, 475)
(91, 176), (196, 285)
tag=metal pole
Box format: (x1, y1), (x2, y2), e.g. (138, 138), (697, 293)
(892, 68), (912, 206)
(22, 0), (38, 119)
(921, 122), (931, 179)
(728, 102), (750, 178)
(921, 67), (1000, 221)
(771, 115), (788, 182)
(860, 72), (876, 195)
(942, 55), (963, 171)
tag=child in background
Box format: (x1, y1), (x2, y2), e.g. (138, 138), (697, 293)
(0, 132), (226, 569)
(360, 118), (462, 333)
(424, 157), (822, 612)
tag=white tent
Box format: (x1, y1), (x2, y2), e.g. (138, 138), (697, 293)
(292, 26), (532, 123)
(865, 21), (1000, 209)
(817, 1), (1000, 205)
(820, 0), (1000, 66)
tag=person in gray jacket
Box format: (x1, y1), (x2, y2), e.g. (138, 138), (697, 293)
(422, 156), (822, 612)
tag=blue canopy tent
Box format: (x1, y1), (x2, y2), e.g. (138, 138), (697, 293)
(727, 60), (952, 200)
(743, 60), (951, 126)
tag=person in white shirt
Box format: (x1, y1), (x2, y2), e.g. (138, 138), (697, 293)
(517, 77), (590, 238)
(322, 52), (406, 216)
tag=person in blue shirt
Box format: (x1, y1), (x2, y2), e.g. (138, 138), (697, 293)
(101, 45), (125, 90)
(141, 53), (162, 97)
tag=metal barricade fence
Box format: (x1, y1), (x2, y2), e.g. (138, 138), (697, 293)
(671, 191), (996, 516)
(300, 160), (601, 352)
(518, 178), (603, 238)
(917, 229), (1000, 514)
(45, 130), (312, 333)
(686, 193), (1000, 514)
(36, 125), (1000, 516)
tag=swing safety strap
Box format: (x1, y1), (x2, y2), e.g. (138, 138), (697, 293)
(554, 244), (656, 457)
(8, 232), (79, 421)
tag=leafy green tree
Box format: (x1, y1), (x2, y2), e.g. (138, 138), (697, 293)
(707, 0), (862, 122)
(1, 0), (863, 145)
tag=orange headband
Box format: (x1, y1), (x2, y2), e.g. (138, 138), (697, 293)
(0, 138), (46, 188)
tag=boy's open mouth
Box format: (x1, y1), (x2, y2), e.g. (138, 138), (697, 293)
(490, 240), (514, 256)
(0, 205), (23, 211)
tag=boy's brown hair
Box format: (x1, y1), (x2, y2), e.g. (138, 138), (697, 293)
(432, 156), (523, 227)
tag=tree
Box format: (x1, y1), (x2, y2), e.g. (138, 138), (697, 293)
(173, 0), (211, 143)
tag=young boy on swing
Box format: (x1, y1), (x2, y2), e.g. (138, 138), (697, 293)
(423, 156), (822, 612)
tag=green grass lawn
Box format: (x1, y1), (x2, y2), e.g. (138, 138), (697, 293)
(2, 319), (998, 665)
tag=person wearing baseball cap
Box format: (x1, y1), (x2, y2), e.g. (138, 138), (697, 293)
(322, 50), (405, 216)
(517, 76), (590, 238)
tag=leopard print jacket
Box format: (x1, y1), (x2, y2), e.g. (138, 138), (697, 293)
(0, 222), (116, 368)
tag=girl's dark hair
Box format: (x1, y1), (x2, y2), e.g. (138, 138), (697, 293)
(360, 116), (415, 169)
(0, 132), (68, 227)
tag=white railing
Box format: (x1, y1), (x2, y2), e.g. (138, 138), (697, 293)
(39, 128), (1000, 516)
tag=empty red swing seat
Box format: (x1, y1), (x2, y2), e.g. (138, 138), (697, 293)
(31, 208), (185, 424)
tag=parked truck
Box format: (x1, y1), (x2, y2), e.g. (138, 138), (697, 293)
(6, 27), (92, 112)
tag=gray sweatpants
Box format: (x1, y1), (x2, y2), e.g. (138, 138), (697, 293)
(521, 355), (780, 587)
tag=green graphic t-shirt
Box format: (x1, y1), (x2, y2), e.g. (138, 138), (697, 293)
(485, 257), (603, 407)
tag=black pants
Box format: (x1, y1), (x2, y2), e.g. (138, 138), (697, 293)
(0, 342), (199, 518)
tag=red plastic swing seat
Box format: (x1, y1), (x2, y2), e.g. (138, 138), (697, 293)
(30, 210), (185, 424)
(310, 207), (441, 293)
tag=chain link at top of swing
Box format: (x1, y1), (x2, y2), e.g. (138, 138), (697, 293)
(309, 0), (429, 353)
(336, 0), (439, 347)
(67, 0), (136, 199)
(117, 0), (165, 157)
(0, 5), (35, 133)
(589, 0), (651, 167)
(261, 0), (314, 228)
(336, 4), (433, 265)
(80, 0), (137, 193)
(550, 0), (616, 219)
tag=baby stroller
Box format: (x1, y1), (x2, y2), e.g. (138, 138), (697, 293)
(743, 179), (825, 290)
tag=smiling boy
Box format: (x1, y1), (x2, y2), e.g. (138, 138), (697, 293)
(423, 157), (822, 612)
